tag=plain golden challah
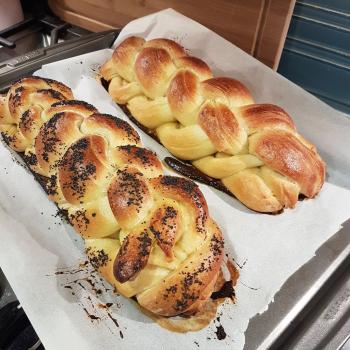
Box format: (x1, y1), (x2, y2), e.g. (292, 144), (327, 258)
(0, 77), (224, 318)
(101, 36), (326, 213)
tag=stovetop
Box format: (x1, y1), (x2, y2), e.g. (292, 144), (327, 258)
(0, 15), (91, 63)
(0, 15), (119, 92)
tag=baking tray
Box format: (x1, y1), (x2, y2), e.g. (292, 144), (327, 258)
(1, 28), (350, 350)
(245, 218), (350, 350)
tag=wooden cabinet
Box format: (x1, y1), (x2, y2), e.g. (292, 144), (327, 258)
(49, 0), (295, 69)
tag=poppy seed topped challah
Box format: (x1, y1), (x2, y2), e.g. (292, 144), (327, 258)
(0, 76), (224, 318)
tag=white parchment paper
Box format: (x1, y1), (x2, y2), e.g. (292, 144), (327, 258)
(1, 9), (350, 350)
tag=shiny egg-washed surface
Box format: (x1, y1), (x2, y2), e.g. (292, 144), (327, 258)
(100, 37), (326, 213)
(0, 77), (224, 320)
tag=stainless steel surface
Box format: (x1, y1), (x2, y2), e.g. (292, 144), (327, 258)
(244, 219), (350, 350)
(0, 30), (119, 92)
(0, 269), (16, 309)
(281, 265), (350, 350)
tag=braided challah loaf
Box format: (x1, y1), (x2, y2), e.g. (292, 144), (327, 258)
(0, 77), (224, 318)
(100, 37), (326, 213)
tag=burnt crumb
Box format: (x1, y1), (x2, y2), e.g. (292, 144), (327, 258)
(298, 193), (307, 201)
(51, 99), (97, 111)
(86, 247), (110, 269)
(194, 341), (199, 347)
(83, 307), (100, 321)
(101, 78), (110, 91)
(211, 281), (235, 300)
(107, 312), (119, 327)
(215, 317), (227, 340)
(215, 324), (226, 340)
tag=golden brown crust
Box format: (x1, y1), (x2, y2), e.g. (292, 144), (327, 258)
(110, 36), (145, 81)
(114, 227), (152, 283)
(198, 101), (246, 154)
(111, 145), (163, 178)
(239, 104), (296, 133)
(135, 47), (176, 98)
(174, 56), (212, 80)
(167, 70), (203, 125)
(101, 36), (326, 213)
(107, 167), (153, 230)
(201, 77), (254, 107)
(144, 38), (186, 58)
(44, 100), (97, 120)
(81, 113), (141, 147)
(249, 130), (325, 198)
(149, 176), (209, 235)
(0, 76), (226, 321)
(137, 219), (224, 316)
(149, 204), (180, 259)
(35, 112), (83, 176)
(222, 169), (283, 212)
